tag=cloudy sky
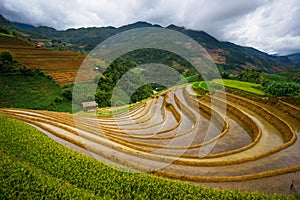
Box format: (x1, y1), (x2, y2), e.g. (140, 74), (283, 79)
(1, 0), (299, 55)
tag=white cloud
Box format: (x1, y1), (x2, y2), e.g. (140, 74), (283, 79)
(0, 0), (299, 55)
(223, 0), (300, 55)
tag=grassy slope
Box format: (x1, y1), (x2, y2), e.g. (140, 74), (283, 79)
(0, 74), (72, 112)
(0, 33), (34, 46)
(212, 79), (266, 96)
(1, 115), (297, 199)
(0, 34), (88, 85)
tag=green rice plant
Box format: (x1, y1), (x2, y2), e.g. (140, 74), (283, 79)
(212, 79), (266, 96)
(192, 81), (220, 95)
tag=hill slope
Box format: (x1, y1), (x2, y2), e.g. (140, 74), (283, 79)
(29, 22), (297, 73)
(0, 15), (46, 39)
(287, 53), (300, 67)
(1, 14), (297, 73)
(0, 34), (95, 84)
(12, 21), (36, 30)
(0, 72), (72, 112)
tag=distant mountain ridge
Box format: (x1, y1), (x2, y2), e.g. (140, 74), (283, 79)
(1, 14), (299, 73)
(12, 22), (35, 30)
(0, 15), (47, 39)
(287, 53), (300, 66)
(288, 53), (300, 59)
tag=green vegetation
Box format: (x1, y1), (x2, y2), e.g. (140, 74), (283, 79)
(185, 74), (202, 82)
(193, 79), (266, 96)
(0, 50), (73, 112)
(278, 68), (300, 83)
(235, 69), (263, 84)
(213, 79), (265, 96)
(263, 81), (300, 97)
(0, 27), (10, 35)
(1, 115), (297, 199)
(263, 74), (287, 82)
(71, 57), (155, 108)
(94, 52), (195, 107)
(226, 69), (300, 98)
(91, 48), (208, 108)
(95, 57), (153, 107)
(193, 77), (300, 99)
(192, 81), (220, 95)
(1, 154), (97, 199)
(0, 50), (18, 73)
(123, 48), (195, 74)
(0, 74), (72, 112)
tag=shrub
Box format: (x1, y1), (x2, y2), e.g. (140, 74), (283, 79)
(61, 85), (73, 101)
(263, 81), (300, 97)
(0, 27), (10, 34)
(0, 50), (16, 73)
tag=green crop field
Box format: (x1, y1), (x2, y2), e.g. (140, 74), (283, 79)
(211, 79), (266, 96)
(1, 114), (296, 199)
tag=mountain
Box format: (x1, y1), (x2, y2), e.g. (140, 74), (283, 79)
(0, 14), (12, 27)
(287, 53), (300, 67)
(0, 15), (47, 39)
(0, 14), (298, 73)
(12, 22), (35, 30)
(288, 53), (300, 61)
(28, 22), (297, 73)
(29, 21), (159, 48)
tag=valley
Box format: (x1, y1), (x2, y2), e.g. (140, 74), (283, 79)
(1, 14), (300, 199)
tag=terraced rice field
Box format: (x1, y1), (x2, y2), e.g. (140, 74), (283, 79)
(1, 85), (300, 194)
(0, 35), (97, 84)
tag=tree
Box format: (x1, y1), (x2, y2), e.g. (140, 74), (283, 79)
(131, 84), (153, 103)
(237, 69), (263, 84)
(0, 51), (14, 63)
(264, 81), (300, 97)
(0, 27), (9, 34)
(61, 85), (73, 101)
(0, 51), (15, 73)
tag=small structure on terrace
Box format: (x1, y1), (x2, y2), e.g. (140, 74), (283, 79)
(35, 42), (45, 48)
(81, 101), (98, 112)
